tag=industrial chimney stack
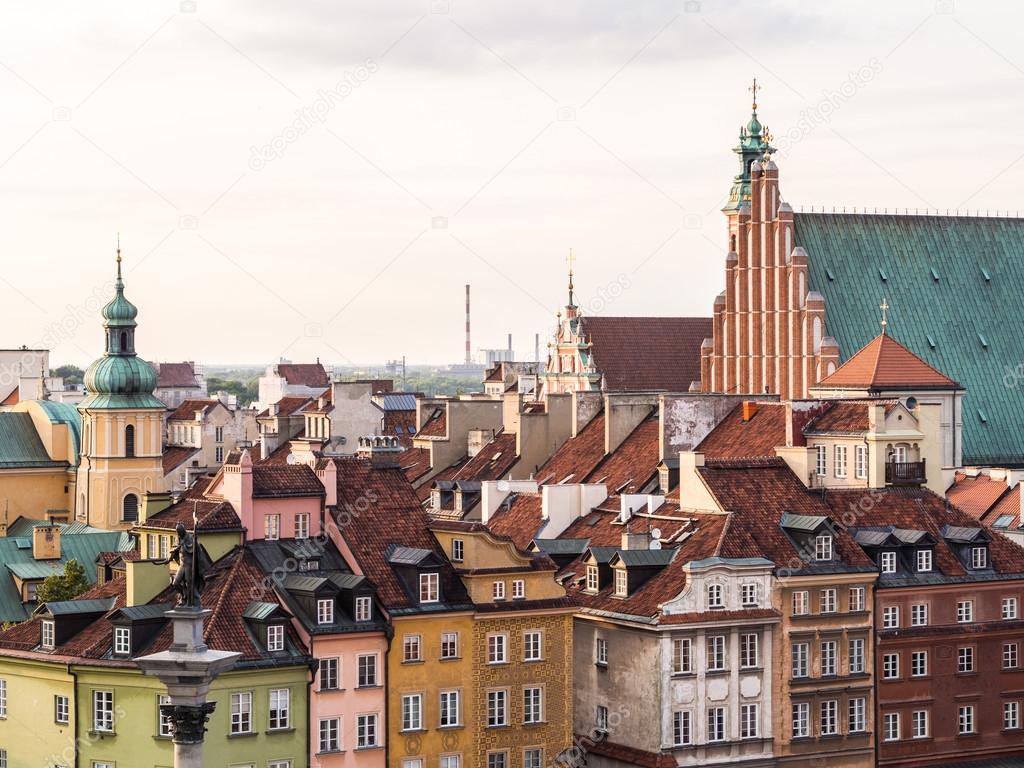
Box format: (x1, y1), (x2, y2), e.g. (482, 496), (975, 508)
(465, 284), (472, 365)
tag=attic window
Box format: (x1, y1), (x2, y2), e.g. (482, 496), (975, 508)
(971, 545), (988, 569)
(981, 267), (991, 281)
(978, 332), (989, 349)
(113, 626), (131, 656)
(929, 267), (939, 282)
(586, 565), (599, 592)
(978, 408), (989, 424)
(926, 335), (936, 349)
(614, 569), (628, 597)
(267, 624), (285, 651)
(993, 514), (1015, 530)
(825, 268), (836, 281)
(878, 267), (888, 282)
(41, 619), (55, 649)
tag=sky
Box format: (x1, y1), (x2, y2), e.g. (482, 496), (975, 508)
(1, 0), (1022, 368)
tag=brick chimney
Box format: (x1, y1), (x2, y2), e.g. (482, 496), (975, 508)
(32, 524), (61, 560)
(741, 401), (758, 422)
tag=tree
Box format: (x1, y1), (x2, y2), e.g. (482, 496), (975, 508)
(36, 559), (90, 604)
(52, 364), (84, 388)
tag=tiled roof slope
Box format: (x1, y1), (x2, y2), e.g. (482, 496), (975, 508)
(448, 431), (518, 483)
(277, 362), (329, 388)
(486, 494), (543, 550)
(580, 316), (712, 391)
(155, 362), (200, 388)
(696, 402), (787, 459)
(817, 333), (959, 389)
(257, 395), (313, 418)
(988, 485), (1021, 529)
(946, 473), (1012, 521)
(162, 445), (200, 474)
(417, 408), (447, 438)
(803, 399), (897, 434)
(794, 212), (1024, 465)
(168, 398), (220, 421)
(141, 496), (242, 532)
(535, 412), (606, 485)
(252, 464), (324, 498)
(585, 414), (659, 493)
(399, 446), (431, 483)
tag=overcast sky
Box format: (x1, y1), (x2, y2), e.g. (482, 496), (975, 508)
(1, 0), (1021, 368)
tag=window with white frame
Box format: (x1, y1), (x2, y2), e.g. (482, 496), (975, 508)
(595, 705), (608, 732)
(708, 707), (726, 742)
(230, 691), (252, 734)
(0, 749), (6, 768)
(1005, 642), (1019, 669)
(820, 700), (838, 736)
(707, 635), (727, 671)
(93, 690), (113, 732)
(157, 694), (172, 737)
(487, 753), (507, 768)
(740, 633), (759, 669)
(1004, 597), (1019, 620)
(295, 513), (309, 539)
(487, 690), (508, 727)
(595, 637), (608, 666)
(883, 712), (900, 742)
(849, 638), (865, 674)
(740, 703), (759, 739)
(882, 606), (899, 628)
(820, 640), (837, 676)
(357, 653), (378, 687)
(792, 642), (809, 678)
(524, 631), (542, 661)
(586, 565), (599, 592)
(524, 749), (542, 768)
(704, 582), (725, 609)
(441, 631), (459, 659)
(493, 581), (506, 601)
(402, 693), (423, 731)
(916, 549), (932, 572)
(849, 586), (865, 612)
(440, 690), (460, 727)
(355, 595), (372, 622)
(741, 582), (758, 606)
(319, 657), (339, 690)
(317, 598), (334, 625)
(113, 626), (131, 655)
(880, 551), (896, 574)
(267, 624), (284, 651)
(614, 569), (628, 597)
(911, 604), (928, 626)
(958, 646), (974, 673)
(523, 687), (543, 724)
(672, 637), (692, 674)
(269, 688), (290, 730)
(42, 619), (55, 649)
(319, 717), (341, 753)
(403, 634), (422, 663)
(971, 546), (988, 569)
(265, 514), (280, 541)
(419, 572), (439, 603)
(1005, 701), (1020, 730)
(792, 590), (809, 616)
(959, 705), (974, 734)
(855, 445), (868, 479)
(848, 698), (866, 732)
(815, 445), (827, 476)
(55, 694), (69, 725)
(883, 653), (899, 679)
(357, 713), (378, 748)
(673, 710), (692, 746)
(451, 538), (464, 562)
(911, 650), (928, 677)
(512, 579), (525, 599)
(834, 445), (847, 478)
(911, 710), (928, 739)
(815, 535), (833, 561)
(820, 588), (837, 613)
(792, 702), (809, 738)
(268, 761), (291, 768)
(488, 634), (508, 664)
(957, 600), (973, 623)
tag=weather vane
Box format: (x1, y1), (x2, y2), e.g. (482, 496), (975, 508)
(749, 77), (760, 111)
(879, 298), (889, 333)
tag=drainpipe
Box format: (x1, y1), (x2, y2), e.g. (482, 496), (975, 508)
(383, 624), (394, 768)
(306, 639), (314, 768)
(67, 663), (79, 768)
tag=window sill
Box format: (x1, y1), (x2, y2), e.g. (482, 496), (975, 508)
(265, 727), (295, 735)
(523, 721), (547, 728)
(400, 728), (426, 734)
(355, 744), (383, 751)
(438, 724), (464, 731)
(486, 724), (512, 730)
(401, 660), (425, 665)
(228, 731), (256, 739)
(317, 749), (345, 755)
(88, 730), (116, 738)
(523, 658), (545, 664)
(440, 656), (461, 662)
(594, 661), (608, 669)
(356, 684), (381, 690)
(317, 687), (346, 694)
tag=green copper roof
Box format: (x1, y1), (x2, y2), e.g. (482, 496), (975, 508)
(794, 212), (1024, 466)
(32, 400), (82, 466)
(0, 412), (64, 468)
(101, 251), (138, 327)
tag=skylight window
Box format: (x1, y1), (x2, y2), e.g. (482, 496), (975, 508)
(993, 515), (1015, 530)
(930, 267), (939, 282)
(981, 266), (991, 281)
(878, 267), (888, 282)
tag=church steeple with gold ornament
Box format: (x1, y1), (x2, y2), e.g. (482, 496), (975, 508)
(724, 77), (776, 212)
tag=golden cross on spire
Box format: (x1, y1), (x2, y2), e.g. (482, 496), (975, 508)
(879, 298), (889, 333)
(566, 248), (576, 305)
(749, 77), (760, 111)
(116, 232), (123, 280)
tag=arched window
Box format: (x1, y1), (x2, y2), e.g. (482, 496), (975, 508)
(122, 493), (139, 522)
(730, 234), (737, 252)
(120, 331), (128, 352)
(125, 424), (135, 457)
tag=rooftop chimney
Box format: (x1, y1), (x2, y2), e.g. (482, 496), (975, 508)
(32, 524), (61, 560)
(742, 401), (758, 422)
(357, 435), (403, 468)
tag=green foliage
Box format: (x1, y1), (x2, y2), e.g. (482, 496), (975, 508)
(52, 364), (84, 388)
(206, 376), (259, 407)
(36, 559), (90, 604)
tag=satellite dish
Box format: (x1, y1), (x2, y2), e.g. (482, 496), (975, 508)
(650, 527), (662, 540)
(650, 540), (663, 550)
(286, 454), (298, 465)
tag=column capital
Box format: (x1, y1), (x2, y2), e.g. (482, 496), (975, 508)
(160, 701), (217, 745)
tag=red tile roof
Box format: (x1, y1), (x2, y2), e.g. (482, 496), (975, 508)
(399, 446), (432, 483)
(383, 411), (418, 448)
(947, 473), (1013, 521)
(817, 333), (960, 390)
(486, 493), (543, 550)
(988, 485), (1022, 529)
(168, 398), (220, 421)
(417, 407), (447, 438)
(277, 362), (329, 388)
(583, 738), (678, 768)
(585, 414), (659, 493)
(155, 362), (201, 388)
(140, 497), (242, 532)
(535, 411), (606, 485)
(162, 446), (201, 475)
(448, 431), (518, 483)
(257, 395), (314, 418)
(580, 316), (712, 391)
(803, 399), (897, 434)
(0, 386), (18, 406)
(251, 464), (325, 498)
(696, 402), (787, 459)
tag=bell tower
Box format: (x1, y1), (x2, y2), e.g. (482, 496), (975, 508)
(76, 241), (166, 529)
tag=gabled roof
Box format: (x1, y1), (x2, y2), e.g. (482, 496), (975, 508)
(817, 332), (959, 390)
(444, 431), (518, 486)
(487, 493), (544, 550)
(276, 362), (329, 388)
(168, 398), (223, 421)
(0, 412), (63, 469)
(251, 464), (325, 498)
(535, 411), (606, 485)
(946, 472), (1013, 522)
(586, 413), (660, 494)
(140, 496), (242, 532)
(258, 395), (314, 418)
(417, 407), (447, 438)
(695, 402), (786, 459)
(162, 445), (201, 475)
(578, 316), (713, 391)
(803, 399), (898, 434)
(155, 362), (201, 388)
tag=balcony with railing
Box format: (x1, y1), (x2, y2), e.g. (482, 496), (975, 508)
(885, 459), (926, 486)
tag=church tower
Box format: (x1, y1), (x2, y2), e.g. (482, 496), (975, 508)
(75, 243), (165, 529)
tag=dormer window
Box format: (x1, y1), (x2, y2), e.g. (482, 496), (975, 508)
(493, 581), (506, 601)
(512, 579), (525, 600)
(707, 583), (724, 609)
(586, 565), (599, 593)
(880, 551), (896, 574)
(971, 546), (988, 569)
(814, 535), (833, 561)
(419, 573), (439, 604)
(451, 539), (464, 562)
(113, 626), (131, 656)
(317, 598), (335, 625)
(916, 549), (933, 572)
(741, 583), (758, 607)
(297, 558), (319, 572)
(355, 596), (372, 622)
(614, 569), (628, 597)
(267, 624), (284, 651)
(41, 619), (55, 650)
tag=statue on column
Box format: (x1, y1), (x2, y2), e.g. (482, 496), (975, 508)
(156, 521), (207, 608)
